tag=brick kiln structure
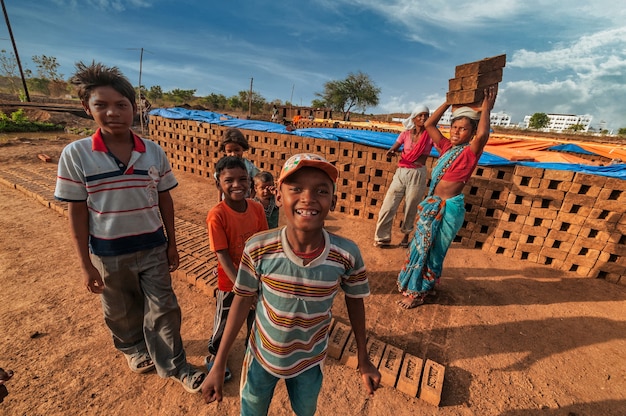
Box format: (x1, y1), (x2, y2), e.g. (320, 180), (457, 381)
(150, 117), (626, 285)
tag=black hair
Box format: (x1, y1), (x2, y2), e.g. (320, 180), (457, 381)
(219, 128), (250, 152)
(70, 61), (136, 110)
(253, 171), (274, 184)
(215, 155), (247, 180)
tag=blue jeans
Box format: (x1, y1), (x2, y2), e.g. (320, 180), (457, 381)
(240, 350), (323, 416)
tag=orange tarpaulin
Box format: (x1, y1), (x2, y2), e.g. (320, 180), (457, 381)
(342, 120), (626, 165)
(483, 137), (594, 164)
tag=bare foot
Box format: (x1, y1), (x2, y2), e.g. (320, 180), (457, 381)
(397, 296), (424, 309)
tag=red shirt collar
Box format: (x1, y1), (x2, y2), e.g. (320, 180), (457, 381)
(91, 128), (146, 153)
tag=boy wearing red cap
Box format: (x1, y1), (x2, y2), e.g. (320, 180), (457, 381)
(201, 153), (380, 415)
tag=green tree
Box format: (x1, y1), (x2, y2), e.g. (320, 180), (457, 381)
(147, 85), (163, 100)
(316, 71), (380, 120)
(227, 95), (242, 110)
(200, 93), (228, 110)
(618, 127), (626, 136)
(237, 90), (266, 114)
(568, 124), (585, 132)
(528, 112), (550, 129)
(0, 50), (22, 95)
(311, 98), (326, 108)
(31, 55), (63, 81)
(163, 88), (196, 104)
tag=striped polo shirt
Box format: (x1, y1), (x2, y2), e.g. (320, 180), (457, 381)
(234, 227), (370, 378)
(54, 129), (178, 256)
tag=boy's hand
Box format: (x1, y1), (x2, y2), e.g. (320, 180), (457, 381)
(201, 365), (225, 404)
(167, 244), (179, 272)
(84, 265), (104, 294)
(359, 360), (381, 396)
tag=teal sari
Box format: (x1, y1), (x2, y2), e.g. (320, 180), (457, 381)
(397, 143), (468, 298)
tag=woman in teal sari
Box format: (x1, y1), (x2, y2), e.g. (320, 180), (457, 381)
(397, 86), (497, 309)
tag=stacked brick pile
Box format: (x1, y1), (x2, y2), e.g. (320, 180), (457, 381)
(150, 116), (625, 284)
(456, 164), (625, 282)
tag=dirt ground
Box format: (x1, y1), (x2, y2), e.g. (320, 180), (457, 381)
(0, 123), (625, 415)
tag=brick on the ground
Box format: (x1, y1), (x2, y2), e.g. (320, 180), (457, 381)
(366, 337), (385, 368)
(379, 344), (404, 387)
(418, 359), (446, 406)
(327, 320), (351, 360)
(396, 353), (423, 397)
(339, 331), (359, 369)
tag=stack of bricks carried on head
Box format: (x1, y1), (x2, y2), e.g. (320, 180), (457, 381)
(447, 54), (506, 105)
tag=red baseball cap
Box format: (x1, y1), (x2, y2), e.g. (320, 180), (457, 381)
(278, 153), (338, 185)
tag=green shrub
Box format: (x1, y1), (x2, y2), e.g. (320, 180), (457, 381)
(0, 108), (63, 132)
(10, 108), (27, 122)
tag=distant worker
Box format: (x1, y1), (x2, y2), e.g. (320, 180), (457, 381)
(374, 106), (432, 248)
(271, 105), (279, 122)
(139, 94), (152, 128)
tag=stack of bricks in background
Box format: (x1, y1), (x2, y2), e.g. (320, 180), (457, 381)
(447, 54), (506, 105)
(150, 115), (625, 284)
(327, 320), (445, 407)
(456, 164), (626, 282)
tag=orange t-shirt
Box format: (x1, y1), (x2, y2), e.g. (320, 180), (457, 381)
(207, 199), (268, 291)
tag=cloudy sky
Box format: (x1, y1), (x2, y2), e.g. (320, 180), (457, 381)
(4, 0), (626, 131)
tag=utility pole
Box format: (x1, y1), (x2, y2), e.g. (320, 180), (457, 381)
(290, 84), (294, 119)
(138, 47), (145, 133)
(248, 77), (253, 119)
(1, 0), (29, 102)
(127, 47), (151, 134)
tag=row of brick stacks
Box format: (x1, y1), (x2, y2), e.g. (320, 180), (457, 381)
(150, 116), (625, 284)
(457, 164), (626, 282)
(327, 319), (445, 406)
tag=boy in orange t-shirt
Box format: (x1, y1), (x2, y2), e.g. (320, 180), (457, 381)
(206, 155), (268, 381)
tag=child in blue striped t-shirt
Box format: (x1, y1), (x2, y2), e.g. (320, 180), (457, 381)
(201, 153), (380, 415)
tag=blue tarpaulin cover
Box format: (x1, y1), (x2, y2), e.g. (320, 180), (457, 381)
(151, 108), (625, 180)
(547, 143), (596, 155)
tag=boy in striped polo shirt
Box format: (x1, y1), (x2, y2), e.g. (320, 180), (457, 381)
(55, 61), (204, 394)
(201, 153), (381, 415)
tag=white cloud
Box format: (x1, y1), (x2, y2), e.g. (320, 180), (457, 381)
(504, 27), (626, 130)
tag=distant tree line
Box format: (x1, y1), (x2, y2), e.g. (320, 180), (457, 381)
(2, 52), (621, 133)
(0, 52), (382, 120)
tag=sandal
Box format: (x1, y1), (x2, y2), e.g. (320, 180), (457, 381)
(125, 351), (155, 374)
(170, 365), (206, 394)
(204, 354), (232, 382)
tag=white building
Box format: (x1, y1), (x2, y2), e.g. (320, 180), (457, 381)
(438, 109), (511, 127)
(522, 113), (593, 132)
